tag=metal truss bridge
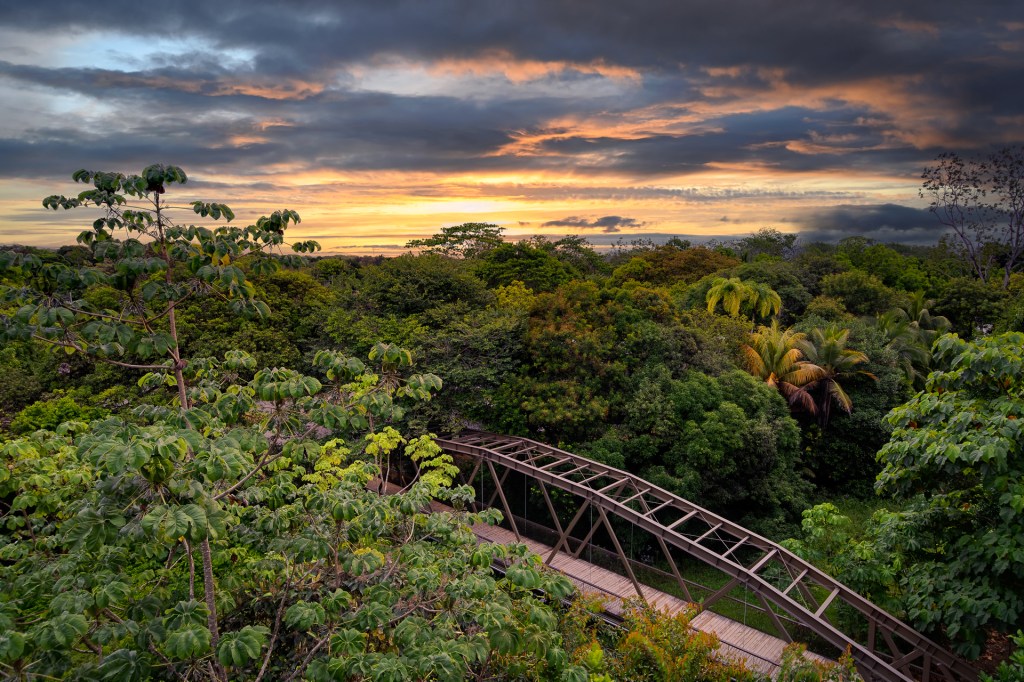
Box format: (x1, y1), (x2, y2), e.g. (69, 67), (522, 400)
(435, 431), (977, 682)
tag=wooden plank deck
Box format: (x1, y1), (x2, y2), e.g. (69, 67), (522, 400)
(375, 482), (832, 677)
(466, 517), (816, 677)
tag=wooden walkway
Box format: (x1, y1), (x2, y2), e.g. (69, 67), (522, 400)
(378, 481), (828, 676)
(468, 515), (828, 677)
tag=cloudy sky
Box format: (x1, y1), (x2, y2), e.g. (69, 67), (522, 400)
(2, 1), (1022, 253)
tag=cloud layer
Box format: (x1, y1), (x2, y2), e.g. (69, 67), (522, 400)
(2, 1), (1022, 251)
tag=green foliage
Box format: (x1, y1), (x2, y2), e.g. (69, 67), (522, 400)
(5, 180), (1017, 680)
(609, 602), (759, 682)
(981, 631), (1024, 682)
(740, 321), (820, 414)
(586, 367), (809, 533)
(1, 164), (311, 416)
(9, 392), (107, 434)
(777, 643), (862, 682)
(0, 338), (588, 680)
(804, 295), (852, 322)
(2, 165), (582, 682)
(705, 276), (782, 320)
(612, 246), (738, 286)
(934, 277), (1008, 339)
(477, 241), (578, 292)
(874, 333), (1024, 656)
(405, 222), (505, 258)
(735, 228), (798, 262)
(730, 260), (812, 320)
(360, 253), (491, 314)
(782, 504), (897, 615)
(820, 270), (900, 316)
(834, 238), (934, 293)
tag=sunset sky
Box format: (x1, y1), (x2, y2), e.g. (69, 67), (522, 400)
(2, 1), (1023, 254)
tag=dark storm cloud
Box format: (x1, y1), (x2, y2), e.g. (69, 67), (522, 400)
(795, 204), (944, 244)
(2, 0), (1022, 180)
(541, 215), (646, 232)
(7, 1), (1018, 77)
(532, 106), (930, 176)
(2, 0), (1024, 247)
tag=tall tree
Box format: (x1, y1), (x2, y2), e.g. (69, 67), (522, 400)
(922, 146), (1024, 287)
(874, 332), (1024, 656)
(405, 223), (505, 259)
(740, 321), (821, 413)
(705, 277), (749, 317)
(744, 280), (783, 320)
(797, 326), (875, 425)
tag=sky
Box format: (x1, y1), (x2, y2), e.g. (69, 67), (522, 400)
(1, 1), (1022, 254)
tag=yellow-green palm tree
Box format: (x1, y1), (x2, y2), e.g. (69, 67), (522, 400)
(744, 280), (783, 320)
(797, 325), (876, 425)
(740, 321), (823, 413)
(705, 277), (749, 317)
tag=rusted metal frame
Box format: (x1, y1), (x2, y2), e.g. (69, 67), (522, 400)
(921, 656), (933, 682)
(693, 522), (724, 546)
(815, 587), (841, 618)
(456, 438), (929, 675)
(548, 499), (592, 562)
(571, 509), (604, 559)
(721, 535), (749, 559)
(635, 494), (693, 602)
(468, 446), (909, 679)
(536, 456), (573, 472)
(701, 577), (740, 609)
(440, 436), (976, 682)
(619, 488), (650, 506)
(502, 445), (544, 461)
(666, 509), (699, 530)
(890, 649), (925, 673)
(490, 440), (532, 452)
(451, 432), (490, 446)
(781, 568), (809, 596)
(462, 459), (483, 512)
(881, 629), (914, 679)
(520, 449), (551, 467)
(484, 453), (908, 682)
(484, 465), (512, 509)
(755, 592), (794, 642)
(748, 548), (779, 574)
(485, 460), (521, 541)
(536, 481), (565, 566)
(592, 477), (629, 500)
(775, 555), (823, 614)
(554, 462), (591, 479)
(596, 505), (646, 600)
(642, 498), (676, 519)
(596, 477), (629, 495)
(577, 468), (612, 486)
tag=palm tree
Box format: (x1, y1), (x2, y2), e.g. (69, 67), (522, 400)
(706, 277), (749, 317)
(744, 280), (783, 320)
(740, 321), (823, 413)
(903, 291), (951, 347)
(874, 293), (951, 387)
(798, 326), (876, 425)
(874, 309), (930, 387)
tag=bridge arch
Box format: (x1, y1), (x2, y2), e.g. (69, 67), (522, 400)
(436, 431), (976, 682)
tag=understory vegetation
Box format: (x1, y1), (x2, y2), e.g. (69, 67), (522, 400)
(1, 162), (1022, 679)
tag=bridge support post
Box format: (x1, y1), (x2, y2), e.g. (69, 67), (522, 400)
(597, 506), (646, 601)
